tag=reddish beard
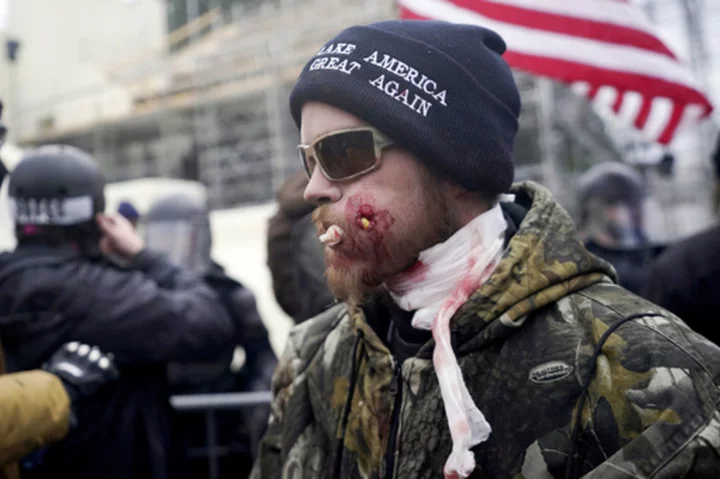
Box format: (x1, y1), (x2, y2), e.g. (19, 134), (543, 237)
(312, 198), (403, 306)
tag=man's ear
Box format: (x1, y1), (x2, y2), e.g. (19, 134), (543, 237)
(444, 180), (467, 200)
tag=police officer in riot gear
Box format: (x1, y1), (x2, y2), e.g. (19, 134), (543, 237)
(577, 162), (658, 296)
(145, 193), (277, 477)
(1, 112), (119, 477)
(0, 145), (236, 479)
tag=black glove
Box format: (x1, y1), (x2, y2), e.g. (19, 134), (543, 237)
(43, 342), (119, 403)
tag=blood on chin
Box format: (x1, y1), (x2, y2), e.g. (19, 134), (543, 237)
(326, 248), (375, 279)
(325, 246), (417, 296)
(313, 199), (428, 300)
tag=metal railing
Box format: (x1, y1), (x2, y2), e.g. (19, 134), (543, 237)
(170, 391), (273, 479)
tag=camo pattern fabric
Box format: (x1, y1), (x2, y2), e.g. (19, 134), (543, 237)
(251, 181), (720, 479)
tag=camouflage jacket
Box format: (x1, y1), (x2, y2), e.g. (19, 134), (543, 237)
(252, 182), (720, 478)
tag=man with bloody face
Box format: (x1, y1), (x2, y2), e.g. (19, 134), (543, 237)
(252, 20), (720, 479)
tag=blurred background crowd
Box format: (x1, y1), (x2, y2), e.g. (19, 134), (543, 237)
(2, 0), (719, 354)
(1, 0), (720, 477)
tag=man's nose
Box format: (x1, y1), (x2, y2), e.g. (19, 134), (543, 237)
(303, 166), (342, 205)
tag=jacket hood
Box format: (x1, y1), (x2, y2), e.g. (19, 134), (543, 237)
(422, 181), (616, 354)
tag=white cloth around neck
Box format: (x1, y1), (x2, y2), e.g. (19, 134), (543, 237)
(387, 203), (507, 479)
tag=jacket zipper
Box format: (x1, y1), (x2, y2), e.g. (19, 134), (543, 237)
(385, 359), (403, 479)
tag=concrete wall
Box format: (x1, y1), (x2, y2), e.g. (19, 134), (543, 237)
(1, 0), (166, 142)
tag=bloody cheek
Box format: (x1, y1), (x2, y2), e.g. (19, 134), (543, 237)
(356, 204), (376, 230)
(344, 193), (396, 259)
(346, 194), (375, 231)
(345, 193), (393, 235)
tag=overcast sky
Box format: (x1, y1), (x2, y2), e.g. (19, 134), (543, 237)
(0, 0), (7, 32)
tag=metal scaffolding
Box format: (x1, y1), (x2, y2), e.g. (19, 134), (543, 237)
(15, 0), (718, 235)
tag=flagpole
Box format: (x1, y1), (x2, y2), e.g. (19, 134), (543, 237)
(537, 77), (561, 196)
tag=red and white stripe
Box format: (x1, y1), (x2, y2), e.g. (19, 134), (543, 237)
(399, 0), (714, 145)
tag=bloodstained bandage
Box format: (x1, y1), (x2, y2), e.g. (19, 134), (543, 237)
(319, 225), (345, 246)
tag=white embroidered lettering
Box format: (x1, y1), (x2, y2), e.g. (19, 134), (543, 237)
(434, 90), (447, 106)
(369, 75), (433, 117)
(309, 58), (328, 71)
(363, 51), (379, 64)
(317, 43), (357, 56)
(377, 54), (398, 71)
(363, 50), (449, 109)
(369, 74), (386, 89)
(423, 79), (437, 95)
(384, 80), (400, 96)
(409, 95), (432, 117)
(406, 68), (419, 88)
(393, 61), (409, 77)
(345, 61), (362, 74)
(416, 97), (432, 116)
(395, 88), (410, 104)
(310, 57), (362, 75)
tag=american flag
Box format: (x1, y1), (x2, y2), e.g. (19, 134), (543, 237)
(398, 0), (714, 145)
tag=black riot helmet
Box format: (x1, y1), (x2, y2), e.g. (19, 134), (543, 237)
(577, 162), (646, 249)
(144, 193), (212, 274)
(8, 144), (106, 251)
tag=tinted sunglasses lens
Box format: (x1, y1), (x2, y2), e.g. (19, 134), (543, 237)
(298, 147), (315, 179)
(316, 130), (378, 180)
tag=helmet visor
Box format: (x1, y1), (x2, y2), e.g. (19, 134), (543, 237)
(144, 219), (210, 272)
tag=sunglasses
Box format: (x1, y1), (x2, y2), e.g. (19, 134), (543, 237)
(298, 127), (394, 182)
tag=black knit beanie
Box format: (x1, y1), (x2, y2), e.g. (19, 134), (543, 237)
(289, 20), (522, 194)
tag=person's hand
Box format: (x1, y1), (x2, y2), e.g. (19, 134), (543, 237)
(97, 213), (144, 259)
(43, 342), (119, 402)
